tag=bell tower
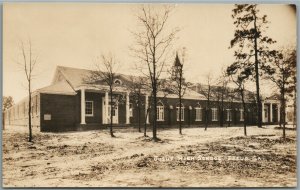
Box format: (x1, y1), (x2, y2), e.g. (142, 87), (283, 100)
(171, 52), (185, 83)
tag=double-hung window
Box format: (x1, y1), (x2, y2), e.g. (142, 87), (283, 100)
(157, 102), (164, 121)
(195, 106), (202, 121)
(226, 109), (232, 121)
(85, 101), (94, 116)
(176, 104), (184, 121)
(212, 108), (218, 121)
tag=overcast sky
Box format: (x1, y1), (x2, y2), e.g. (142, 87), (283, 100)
(3, 3), (296, 102)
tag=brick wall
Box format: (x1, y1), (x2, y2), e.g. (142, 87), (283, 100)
(147, 97), (257, 127)
(40, 93), (76, 132)
(37, 92), (258, 132)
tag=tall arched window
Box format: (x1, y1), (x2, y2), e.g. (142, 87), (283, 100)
(176, 103), (184, 121)
(157, 101), (164, 121)
(195, 104), (202, 121)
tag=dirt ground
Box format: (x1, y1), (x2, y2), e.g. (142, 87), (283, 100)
(2, 125), (297, 187)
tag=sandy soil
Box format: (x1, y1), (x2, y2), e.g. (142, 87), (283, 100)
(2, 125), (297, 187)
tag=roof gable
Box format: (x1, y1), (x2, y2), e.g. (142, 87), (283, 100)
(54, 66), (149, 89)
(37, 80), (76, 95)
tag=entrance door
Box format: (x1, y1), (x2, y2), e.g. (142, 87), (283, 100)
(102, 98), (118, 124)
(108, 104), (118, 124)
(264, 107), (268, 122)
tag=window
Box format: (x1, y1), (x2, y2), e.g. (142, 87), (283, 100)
(226, 109), (232, 121)
(157, 102), (164, 121)
(195, 106), (202, 121)
(176, 103), (184, 121)
(240, 109), (244, 121)
(85, 101), (93, 116)
(114, 79), (122, 85)
(129, 103), (133, 117)
(212, 108), (218, 121)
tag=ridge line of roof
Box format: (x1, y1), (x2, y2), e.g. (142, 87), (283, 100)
(56, 65), (148, 81)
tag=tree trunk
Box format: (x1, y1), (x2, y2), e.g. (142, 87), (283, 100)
(178, 67), (183, 135)
(188, 109), (191, 127)
(138, 93), (141, 132)
(205, 107), (208, 131)
(205, 92), (210, 131)
(152, 89), (158, 141)
(253, 13), (262, 128)
(221, 94), (224, 127)
(218, 104), (222, 127)
(138, 106), (142, 132)
(144, 108), (149, 137)
(110, 89), (115, 137)
(138, 103), (141, 132)
(281, 87), (286, 140)
(179, 94), (182, 135)
(28, 82), (32, 142)
(241, 89), (247, 136)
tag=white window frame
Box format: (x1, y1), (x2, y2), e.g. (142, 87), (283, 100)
(212, 108), (218, 121)
(240, 109), (244, 121)
(195, 107), (202, 121)
(226, 109), (232, 121)
(176, 104), (185, 121)
(85, 101), (94, 117)
(157, 102), (164, 121)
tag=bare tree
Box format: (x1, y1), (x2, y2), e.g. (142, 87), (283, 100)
(131, 5), (179, 141)
(227, 65), (251, 136)
(144, 95), (151, 137)
(16, 40), (38, 142)
(88, 54), (120, 137)
(168, 49), (188, 135)
(126, 76), (148, 132)
(213, 69), (229, 127)
(198, 72), (214, 131)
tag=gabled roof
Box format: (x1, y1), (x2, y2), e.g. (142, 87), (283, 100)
(51, 66), (204, 100)
(37, 80), (76, 95)
(53, 66), (148, 90)
(264, 94), (281, 101)
(52, 66), (93, 89)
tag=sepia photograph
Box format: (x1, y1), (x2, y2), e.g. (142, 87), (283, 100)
(2, 3), (297, 188)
